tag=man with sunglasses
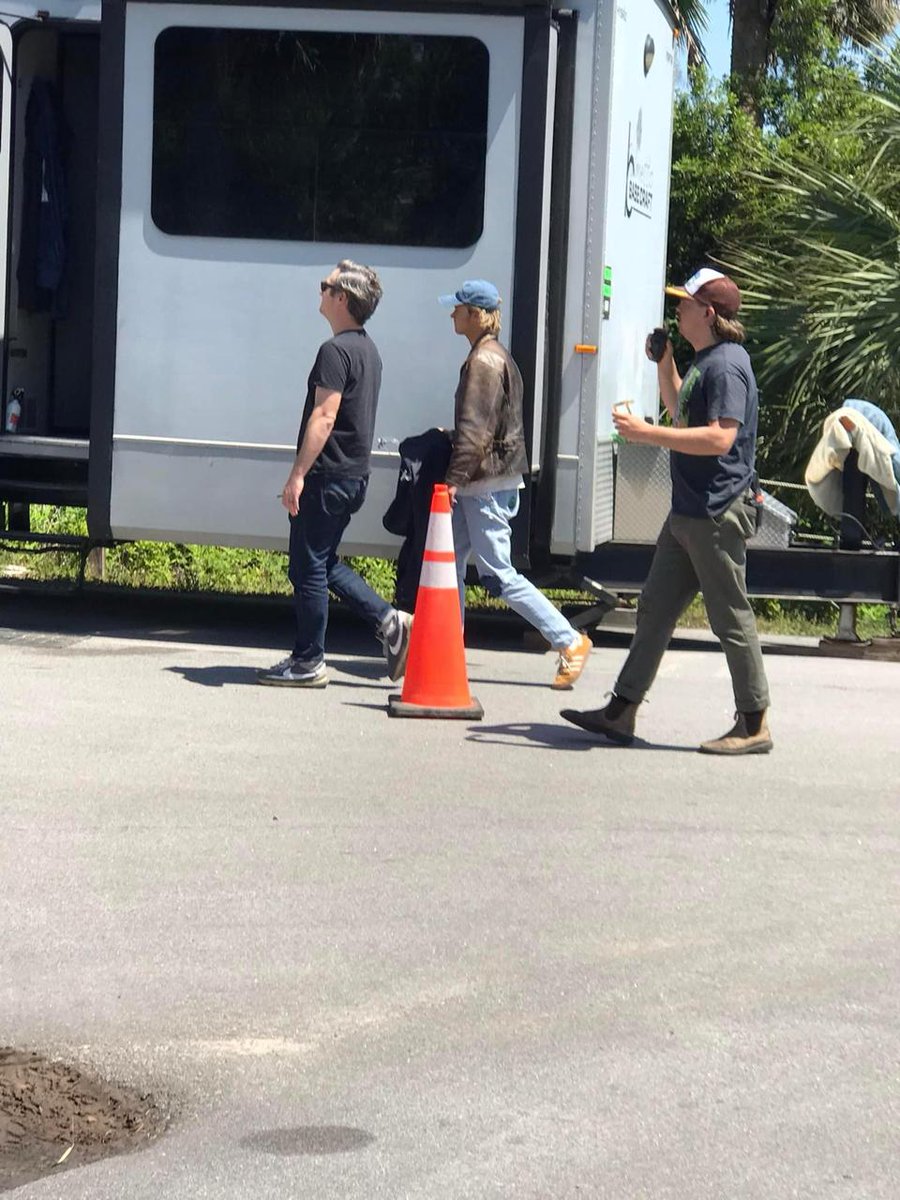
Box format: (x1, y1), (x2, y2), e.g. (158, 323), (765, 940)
(561, 268), (772, 754)
(259, 260), (412, 687)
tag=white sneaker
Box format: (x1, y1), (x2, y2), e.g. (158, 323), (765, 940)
(257, 655), (295, 676)
(257, 657), (328, 688)
(380, 610), (413, 681)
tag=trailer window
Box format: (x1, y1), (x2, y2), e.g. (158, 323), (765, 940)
(152, 28), (489, 247)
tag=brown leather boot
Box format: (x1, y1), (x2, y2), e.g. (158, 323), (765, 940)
(560, 697), (638, 745)
(699, 710), (773, 755)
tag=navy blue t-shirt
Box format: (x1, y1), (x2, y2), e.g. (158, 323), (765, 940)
(297, 328), (382, 476)
(670, 340), (759, 518)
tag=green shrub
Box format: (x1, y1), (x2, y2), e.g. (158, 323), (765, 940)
(1, 506), (895, 638)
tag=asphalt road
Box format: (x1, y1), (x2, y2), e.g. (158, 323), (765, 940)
(2, 587), (898, 1199)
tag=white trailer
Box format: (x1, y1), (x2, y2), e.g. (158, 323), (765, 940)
(0, 0), (676, 555)
(1, 0), (895, 613)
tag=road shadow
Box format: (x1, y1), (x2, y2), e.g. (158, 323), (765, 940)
(240, 1126), (375, 1156)
(167, 664), (390, 690)
(0, 583), (382, 656)
(467, 674), (554, 690)
(0, 583), (821, 658)
(167, 664), (261, 687)
(467, 721), (696, 753)
(466, 721), (595, 750)
(329, 678), (390, 690)
(341, 699), (391, 713)
(334, 658), (389, 680)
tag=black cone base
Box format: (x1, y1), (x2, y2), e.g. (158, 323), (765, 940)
(388, 694), (484, 720)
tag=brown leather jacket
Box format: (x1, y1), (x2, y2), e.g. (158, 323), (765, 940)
(445, 335), (529, 489)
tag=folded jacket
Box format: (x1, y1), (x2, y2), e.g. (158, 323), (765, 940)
(805, 406), (900, 516)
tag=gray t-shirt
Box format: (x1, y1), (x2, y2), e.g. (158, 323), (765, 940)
(670, 340), (758, 518)
(297, 328), (382, 477)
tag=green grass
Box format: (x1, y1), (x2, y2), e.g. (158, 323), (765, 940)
(677, 596), (893, 641)
(0, 507), (294, 593)
(1, 505), (895, 639)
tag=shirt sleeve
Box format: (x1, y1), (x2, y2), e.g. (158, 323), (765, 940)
(704, 363), (749, 426)
(311, 341), (351, 395)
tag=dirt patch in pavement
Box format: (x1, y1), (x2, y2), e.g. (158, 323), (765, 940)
(0, 1046), (165, 1193)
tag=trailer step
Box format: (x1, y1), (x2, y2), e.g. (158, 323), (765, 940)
(0, 435), (89, 461)
(0, 529), (94, 547)
(0, 480), (89, 506)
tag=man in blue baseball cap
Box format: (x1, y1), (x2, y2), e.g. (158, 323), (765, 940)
(438, 279), (502, 312)
(439, 280), (592, 689)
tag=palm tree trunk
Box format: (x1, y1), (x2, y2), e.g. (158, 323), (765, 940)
(730, 0), (776, 115)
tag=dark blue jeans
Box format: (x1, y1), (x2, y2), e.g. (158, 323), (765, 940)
(288, 474), (391, 664)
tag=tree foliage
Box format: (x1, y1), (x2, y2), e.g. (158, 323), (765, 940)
(668, 74), (769, 285)
(723, 44), (900, 480)
(673, 0), (899, 110)
(668, 3), (898, 487)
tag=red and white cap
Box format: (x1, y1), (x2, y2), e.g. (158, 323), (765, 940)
(665, 268), (741, 318)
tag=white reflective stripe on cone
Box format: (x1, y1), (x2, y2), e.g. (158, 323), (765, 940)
(424, 511), (455, 555)
(418, 558), (458, 589)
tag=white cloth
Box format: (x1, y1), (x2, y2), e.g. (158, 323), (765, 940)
(805, 407), (900, 516)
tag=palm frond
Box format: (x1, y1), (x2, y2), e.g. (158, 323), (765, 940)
(672, 0), (709, 67)
(720, 99), (900, 477)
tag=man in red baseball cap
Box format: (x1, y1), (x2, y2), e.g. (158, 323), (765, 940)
(561, 265), (772, 755)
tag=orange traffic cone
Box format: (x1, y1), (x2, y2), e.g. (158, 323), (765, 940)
(388, 484), (483, 720)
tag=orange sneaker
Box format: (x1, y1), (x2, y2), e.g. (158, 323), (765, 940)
(551, 632), (592, 690)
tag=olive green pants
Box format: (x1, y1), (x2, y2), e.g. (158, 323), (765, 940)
(615, 495), (770, 713)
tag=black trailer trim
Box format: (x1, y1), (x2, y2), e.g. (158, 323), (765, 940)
(123, 0), (550, 11)
(1, 30), (15, 413)
(530, 7), (576, 568)
(750, 547), (898, 603)
(508, 4), (555, 566)
(573, 543), (900, 605)
(87, 0), (126, 540)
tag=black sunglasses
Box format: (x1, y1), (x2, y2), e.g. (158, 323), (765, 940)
(320, 280), (342, 294)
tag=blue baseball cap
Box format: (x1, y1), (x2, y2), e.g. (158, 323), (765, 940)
(438, 279), (501, 312)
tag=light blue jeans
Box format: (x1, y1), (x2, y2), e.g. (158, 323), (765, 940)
(452, 488), (578, 651)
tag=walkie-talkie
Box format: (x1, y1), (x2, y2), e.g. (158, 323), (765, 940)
(648, 327), (670, 362)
